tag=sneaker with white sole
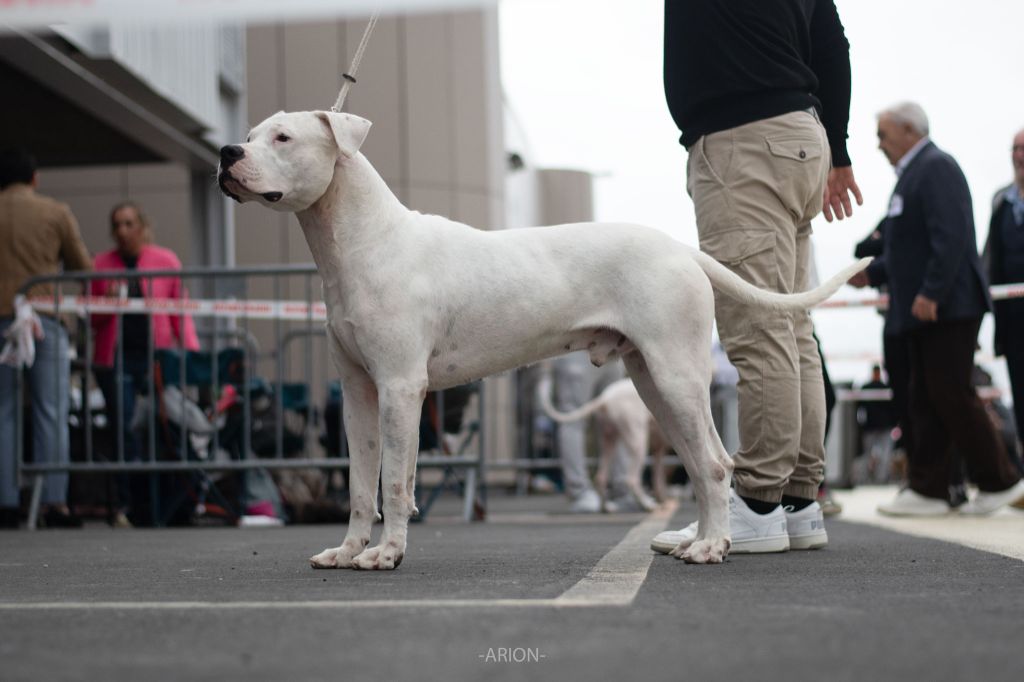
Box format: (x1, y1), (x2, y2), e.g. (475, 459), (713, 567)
(959, 479), (1024, 516)
(877, 488), (950, 517)
(784, 501), (828, 550)
(568, 489), (601, 514)
(650, 490), (790, 555)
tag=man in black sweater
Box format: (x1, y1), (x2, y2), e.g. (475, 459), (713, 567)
(651, 1), (862, 557)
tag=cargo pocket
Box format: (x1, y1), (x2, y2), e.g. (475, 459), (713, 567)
(765, 135), (822, 163)
(699, 228), (777, 288)
(765, 133), (825, 219)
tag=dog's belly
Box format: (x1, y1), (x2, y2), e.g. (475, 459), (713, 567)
(424, 326), (632, 390)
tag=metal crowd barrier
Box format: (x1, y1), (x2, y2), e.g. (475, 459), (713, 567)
(12, 265), (1023, 528)
(13, 265), (485, 529)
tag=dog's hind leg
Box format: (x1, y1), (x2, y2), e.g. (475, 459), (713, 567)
(650, 430), (670, 504)
(311, 332), (382, 569)
(619, 417), (658, 512)
(351, 374), (427, 570)
(595, 421), (616, 507)
(623, 351), (732, 564)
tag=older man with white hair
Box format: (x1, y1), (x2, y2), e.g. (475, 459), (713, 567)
(850, 103), (1024, 515)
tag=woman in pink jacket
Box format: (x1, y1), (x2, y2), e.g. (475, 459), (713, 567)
(91, 202), (199, 526)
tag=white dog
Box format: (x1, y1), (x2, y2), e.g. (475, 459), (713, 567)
(538, 375), (667, 512)
(218, 110), (868, 567)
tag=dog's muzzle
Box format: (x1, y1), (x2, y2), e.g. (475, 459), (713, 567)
(220, 144), (244, 168)
(217, 145), (283, 204)
(217, 170), (242, 202)
(217, 145), (245, 202)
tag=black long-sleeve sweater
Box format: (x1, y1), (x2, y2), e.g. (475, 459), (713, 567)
(664, 0), (852, 167)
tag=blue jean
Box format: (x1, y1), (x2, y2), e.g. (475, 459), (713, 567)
(0, 316), (70, 508)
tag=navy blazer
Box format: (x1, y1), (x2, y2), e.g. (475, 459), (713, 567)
(985, 187), (1024, 355)
(866, 141), (991, 336)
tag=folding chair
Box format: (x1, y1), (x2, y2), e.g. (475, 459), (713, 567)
(152, 348), (248, 526)
(413, 381), (482, 521)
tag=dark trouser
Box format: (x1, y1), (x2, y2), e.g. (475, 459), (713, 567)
(906, 317), (1020, 499)
(94, 354), (149, 511)
(1003, 321), (1024, 469)
(883, 332), (913, 455)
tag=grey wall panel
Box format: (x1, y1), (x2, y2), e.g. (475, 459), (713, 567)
(245, 24), (282, 125)
(55, 191), (122, 256)
(125, 163), (189, 193)
(451, 11), (491, 194)
(403, 14), (454, 189)
(38, 166), (123, 194)
(453, 190), (494, 230)
(283, 22), (344, 112)
(345, 17), (404, 194)
(407, 184), (453, 218)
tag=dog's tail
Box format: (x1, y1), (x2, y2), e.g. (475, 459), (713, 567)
(536, 374), (610, 424)
(687, 246), (872, 311)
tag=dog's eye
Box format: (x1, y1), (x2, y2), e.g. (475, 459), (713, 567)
(276, 133), (291, 143)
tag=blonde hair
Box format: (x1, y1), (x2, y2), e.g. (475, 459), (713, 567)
(109, 201), (154, 244)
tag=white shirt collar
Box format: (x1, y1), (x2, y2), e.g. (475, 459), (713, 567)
(894, 137), (930, 177)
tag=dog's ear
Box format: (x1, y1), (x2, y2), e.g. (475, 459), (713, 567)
(315, 111), (372, 159)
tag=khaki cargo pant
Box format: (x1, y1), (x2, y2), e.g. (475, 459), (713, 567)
(686, 110), (831, 503)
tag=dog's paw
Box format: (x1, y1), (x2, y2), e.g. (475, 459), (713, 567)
(673, 537), (729, 564)
(352, 541), (405, 570)
(309, 540), (363, 569)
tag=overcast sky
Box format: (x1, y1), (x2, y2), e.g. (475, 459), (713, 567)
(500, 0), (1024, 385)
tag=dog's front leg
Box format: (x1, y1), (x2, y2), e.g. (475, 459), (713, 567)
(351, 377), (425, 570)
(310, 339), (382, 569)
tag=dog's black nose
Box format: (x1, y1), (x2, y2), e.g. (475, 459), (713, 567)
(220, 145), (245, 165)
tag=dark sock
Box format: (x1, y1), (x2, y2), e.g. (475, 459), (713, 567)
(781, 495), (815, 512)
(739, 495), (780, 515)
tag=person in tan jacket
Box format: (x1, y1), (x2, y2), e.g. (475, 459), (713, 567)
(0, 148), (92, 529)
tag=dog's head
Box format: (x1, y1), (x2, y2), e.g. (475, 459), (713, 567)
(217, 110), (371, 212)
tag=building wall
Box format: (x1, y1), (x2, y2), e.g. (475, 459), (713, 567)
(235, 10), (505, 270)
(38, 163), (192, 263)
(36, 8), (512, 462)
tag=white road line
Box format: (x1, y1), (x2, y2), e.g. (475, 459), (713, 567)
(555, 500), (678, 606)
(0, 501), (678, 611)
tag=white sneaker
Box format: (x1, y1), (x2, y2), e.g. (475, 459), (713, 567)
(877, 488), (950, 517)
(784, 501), (828, 550)
(568, 489), (601, 514)
(604, 490), (658, 513)
(650, 490), (789, 555)
(959, 479), (1024, 516)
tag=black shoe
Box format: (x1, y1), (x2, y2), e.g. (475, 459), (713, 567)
(42, 509), (84, 528)
(0, 507), (19, 529)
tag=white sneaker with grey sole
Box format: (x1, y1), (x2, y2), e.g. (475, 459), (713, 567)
(877, 488), (950, 517)
(783, 501), (828, 550)
(568, 489), (601, 514)
(650, 490), (790, 555)
(959, 479), (1024, 516)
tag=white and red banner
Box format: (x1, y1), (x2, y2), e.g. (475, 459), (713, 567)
(24, 282), (1024, 322)
(28, 294), (328, 321)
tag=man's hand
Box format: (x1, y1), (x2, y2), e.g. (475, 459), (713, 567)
(911, 294), (938, 322)
(848, 271), (870, 288)
(822, 166), (864, 222)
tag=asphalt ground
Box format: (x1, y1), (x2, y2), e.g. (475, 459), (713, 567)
(1, 489), (1021, 682)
